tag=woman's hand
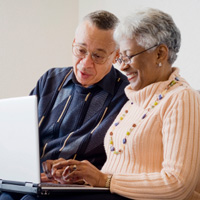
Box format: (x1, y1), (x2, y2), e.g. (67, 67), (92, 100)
(52, 159), (108, 187)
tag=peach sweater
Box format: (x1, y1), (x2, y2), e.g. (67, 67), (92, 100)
(102, 68), (200, 200)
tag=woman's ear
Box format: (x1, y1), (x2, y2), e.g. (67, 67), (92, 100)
(156, 44), (168, 62)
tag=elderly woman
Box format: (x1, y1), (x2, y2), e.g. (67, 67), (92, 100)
(21, 8), (200, 200)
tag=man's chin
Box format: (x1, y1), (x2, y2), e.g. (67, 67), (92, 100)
(77, 79), (90, 87)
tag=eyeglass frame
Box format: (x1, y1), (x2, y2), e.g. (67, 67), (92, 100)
(72, 43), (116, 65)
(116, 44), (159, 65)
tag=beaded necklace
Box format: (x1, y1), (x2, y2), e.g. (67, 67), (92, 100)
(109, 77), (180, 155)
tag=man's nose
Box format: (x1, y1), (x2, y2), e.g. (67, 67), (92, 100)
(81, 53), (94, 66)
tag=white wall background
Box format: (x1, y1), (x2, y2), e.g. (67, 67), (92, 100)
(0, 0), (78, 99)
(1, 0), (199, 99)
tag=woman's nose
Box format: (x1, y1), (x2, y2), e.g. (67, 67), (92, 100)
(120, 63), (129, 71)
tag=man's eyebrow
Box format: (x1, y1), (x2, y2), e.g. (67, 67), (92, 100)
(74, 42), (86, 46)
(95, 48), (107, 53)
(75, 42), (107, 54)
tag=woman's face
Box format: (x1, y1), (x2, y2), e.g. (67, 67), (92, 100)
(119, 38), (162, 91)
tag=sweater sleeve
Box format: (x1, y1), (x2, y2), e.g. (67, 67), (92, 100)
(110, 89), (200, 200)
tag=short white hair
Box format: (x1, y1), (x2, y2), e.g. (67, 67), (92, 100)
(114, 8), (181, 64)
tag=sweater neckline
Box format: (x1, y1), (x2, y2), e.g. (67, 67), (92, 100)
(125, 67), (181, 108)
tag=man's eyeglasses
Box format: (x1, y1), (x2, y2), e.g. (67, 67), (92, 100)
(116, 44), (159, 65)
(72, 44), (116, 65)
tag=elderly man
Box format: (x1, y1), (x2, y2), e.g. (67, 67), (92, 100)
(37, 10), (128, 178)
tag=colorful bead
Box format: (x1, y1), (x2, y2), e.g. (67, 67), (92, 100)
(126, 131), (130, 135)
(110, 140), (113, 145)
(158, 94), (163, 100)
(154, 101), (158, 106)
(125, 110), (128, 113)
(123, 138), (127, 144)
(175, 77), (179, 81)
(114, 122), (119, 126)
(110, 132), (113, 136)
(120, 117), (123, 120)
(132, 124), (136, 127)
(142, 114), (146, 119)
(170, 80), (176, 86)
(110, 146), (115, 151)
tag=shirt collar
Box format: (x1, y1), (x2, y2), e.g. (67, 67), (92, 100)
(63, 66), (117, 95)
(96, 66), (116, 95)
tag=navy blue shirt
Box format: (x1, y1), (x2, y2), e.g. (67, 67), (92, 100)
(31, 66), (128, 169)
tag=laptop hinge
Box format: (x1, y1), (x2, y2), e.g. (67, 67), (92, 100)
(25, 182), (34, 187)
(0, 179), (2, 189)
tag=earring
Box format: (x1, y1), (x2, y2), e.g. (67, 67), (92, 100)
(158, 62), (162, 67)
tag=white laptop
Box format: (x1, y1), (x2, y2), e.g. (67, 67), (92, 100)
(0, 95), (108, 195)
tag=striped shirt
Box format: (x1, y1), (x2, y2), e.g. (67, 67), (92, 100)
(31, 66), (128, 169)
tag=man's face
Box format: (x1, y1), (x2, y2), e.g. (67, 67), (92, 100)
(72, 21), (118, 87)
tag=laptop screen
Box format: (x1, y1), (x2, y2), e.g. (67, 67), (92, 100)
(0, 96), (109, 195)
(0, 96), (40, 184)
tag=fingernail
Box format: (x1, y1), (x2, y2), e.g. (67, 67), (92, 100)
(63, 166), (70, 176)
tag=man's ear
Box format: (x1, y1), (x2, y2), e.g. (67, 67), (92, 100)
(112, 49), (120, 64)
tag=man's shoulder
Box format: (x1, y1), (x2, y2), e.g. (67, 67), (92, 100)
(45, 67), (73, 78)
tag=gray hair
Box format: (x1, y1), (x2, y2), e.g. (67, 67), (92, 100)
(80, 10), (119, 30)
(114, 8), (181, 64)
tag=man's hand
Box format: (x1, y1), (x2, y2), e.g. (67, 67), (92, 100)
(42, 158), (66, 183)
(41, 172), (58, 183)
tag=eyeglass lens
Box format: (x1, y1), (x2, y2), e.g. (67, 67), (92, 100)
(72, 45), (108, 64)
(117, 44), (158, 65)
